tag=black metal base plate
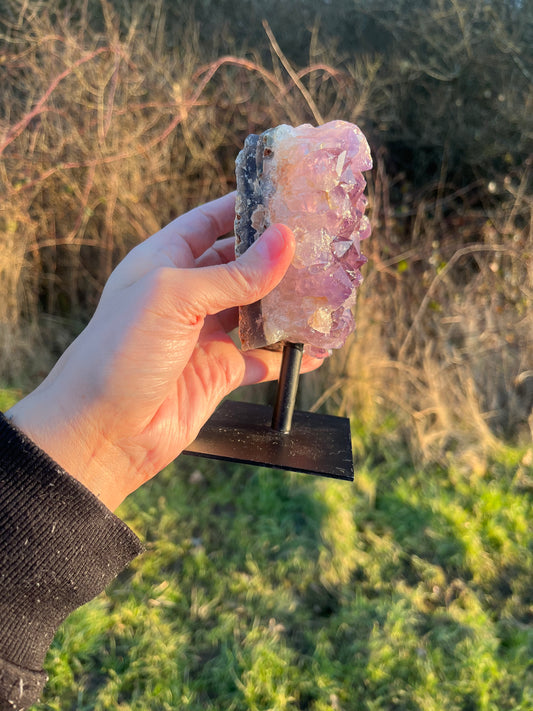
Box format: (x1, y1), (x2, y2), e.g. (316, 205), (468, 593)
(183, 400), (354, 481)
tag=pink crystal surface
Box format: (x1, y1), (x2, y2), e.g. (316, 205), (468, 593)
(236, 120), (372, 356)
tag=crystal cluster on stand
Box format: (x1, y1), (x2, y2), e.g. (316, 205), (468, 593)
(235, 120), (372, 357)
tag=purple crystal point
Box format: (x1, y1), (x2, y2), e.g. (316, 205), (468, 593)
(331, 238), (368, 281)
(235, 120), (373, 353)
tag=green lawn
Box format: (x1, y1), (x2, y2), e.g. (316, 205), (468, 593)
(35, 426), (532, 710)
(1, 0), (530, 707)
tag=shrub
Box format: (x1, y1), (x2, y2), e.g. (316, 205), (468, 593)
(0, 0), (531, 458)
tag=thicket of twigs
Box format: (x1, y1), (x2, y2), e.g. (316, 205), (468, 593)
(0, 0), (531, 464)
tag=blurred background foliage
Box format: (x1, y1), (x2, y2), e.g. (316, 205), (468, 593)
(1, 1), (532, 708)
(0, 0), (530, 459)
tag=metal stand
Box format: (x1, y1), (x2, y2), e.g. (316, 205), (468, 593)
(183, 343), (354, 481)
(271, 342), (303, 433)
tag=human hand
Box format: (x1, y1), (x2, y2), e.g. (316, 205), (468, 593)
(7, 194), (323, 510)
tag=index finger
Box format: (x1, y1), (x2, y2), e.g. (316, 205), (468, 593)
(157, 192), (236, 265)
(195, 236), (236, 268)
(102, 194), (237, 293)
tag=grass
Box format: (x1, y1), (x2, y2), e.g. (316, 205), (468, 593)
(27, 432), (531, 711)
(1, 0), (532, 707)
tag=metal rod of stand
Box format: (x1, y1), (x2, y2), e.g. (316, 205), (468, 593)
(271, 342), (304, 434)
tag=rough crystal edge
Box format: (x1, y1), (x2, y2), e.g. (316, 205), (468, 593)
(234, 130), (276, 349)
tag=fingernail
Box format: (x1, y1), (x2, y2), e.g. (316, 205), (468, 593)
(253, 224), (288, 261)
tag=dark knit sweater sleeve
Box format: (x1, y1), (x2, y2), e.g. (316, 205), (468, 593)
(0, 412), (144, 710)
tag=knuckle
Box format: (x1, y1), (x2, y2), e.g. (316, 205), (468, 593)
(228, 264), (262, 303)
(149, 268), (203, 326)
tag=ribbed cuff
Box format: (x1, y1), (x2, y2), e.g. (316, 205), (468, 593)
(0, 412), (144, 673)
(0, 656), (47, 711)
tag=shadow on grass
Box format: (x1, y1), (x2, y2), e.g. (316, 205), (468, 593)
(75, 457), (337, 708)
(44, 453), (531, 710)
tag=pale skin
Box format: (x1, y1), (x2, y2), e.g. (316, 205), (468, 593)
(7, 193), (322, 511)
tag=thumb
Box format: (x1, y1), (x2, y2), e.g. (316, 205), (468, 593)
(176, 224), (295, 317)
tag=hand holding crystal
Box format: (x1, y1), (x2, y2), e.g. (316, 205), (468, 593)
(7, 194), (323, 511)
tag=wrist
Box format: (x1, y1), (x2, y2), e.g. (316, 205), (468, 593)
(6, 390), (121, 510)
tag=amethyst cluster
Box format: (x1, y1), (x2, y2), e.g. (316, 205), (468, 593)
(235, 120), (372, 357)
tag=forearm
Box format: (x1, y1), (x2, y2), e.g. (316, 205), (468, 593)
(0, 413), (143, 710)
